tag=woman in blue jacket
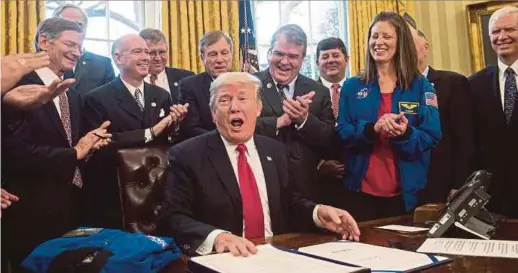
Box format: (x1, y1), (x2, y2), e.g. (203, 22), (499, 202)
(336, 12), (441, 221)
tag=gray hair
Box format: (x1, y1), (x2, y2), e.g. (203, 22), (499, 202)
(34, 18), (83, 52)
(489, 6), (518, 33)
(270, 24), (307, 56)
(52, 3), (88, 27)
(209, 72), (262, 110)
(199, 31), (233, 55)
(139, 28), (167, 44)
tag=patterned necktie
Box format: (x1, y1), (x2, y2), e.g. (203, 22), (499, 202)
(331, 83), (341, 119)
(134, 88), (144, 111)
(504, 67), (517, 124)
(150, 74), (158, 85)
(58, 92), (83, 188)
(236, 144), (264, 239)
(276, 83), (288, 102)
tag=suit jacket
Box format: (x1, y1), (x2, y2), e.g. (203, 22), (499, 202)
(254, 70), (335, 202)
(81, 77), (173, 228)
(1, 71), (81, 254)
(178, 72), (215, 139)
(419, 67), (475, 204)
(157, 131), (316, 255)
(164, 67), (195, 104)
(469, 65), (518, 217)
(71, 51), (115, 98)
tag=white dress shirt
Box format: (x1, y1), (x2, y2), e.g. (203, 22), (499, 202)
(196, 136), (323, 255)
(319, 76), (346, 103)
(497, 59), (518, 109)
(120, 78), (153, 142)
(144, 69), (170, 93)
(35, 67), (64, 118)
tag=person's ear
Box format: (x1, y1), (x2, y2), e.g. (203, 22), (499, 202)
(38, 35), (49, 51)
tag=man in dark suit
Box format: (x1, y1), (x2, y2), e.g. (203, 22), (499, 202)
(53, 3), (115, 97)
(158, 72), (360, 257)
(468, 6), (518, 218)
(409, 28), (475, 204)
(1, 18), (111, 272)
(82, 34), (188, 228)
(179, 31), (234, 140)
(254, 25), (334, 202)
(139, 28), (194, 104)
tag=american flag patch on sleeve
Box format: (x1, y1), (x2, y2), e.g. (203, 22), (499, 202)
(425, 92), (438, 107)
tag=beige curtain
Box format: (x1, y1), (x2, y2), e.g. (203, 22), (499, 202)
(161, 0), (240, 73)
(348, 0), (415, 76)
(1, 0), (45, 55)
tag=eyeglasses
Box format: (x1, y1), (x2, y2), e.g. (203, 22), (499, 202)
(149, 50), (167, 57)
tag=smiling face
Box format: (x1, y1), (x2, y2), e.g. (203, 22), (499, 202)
(369, 21), (398, 65)
(317, 48), (348, 82)
(113, 35), (150, 80)
(490, 12), (518, 64)
(38, 30), (83, 73)
(146, 40), (168, 75)
(212, 77), (262, 144)
(201, 38), (233, 78)
(268, 33), (305, 84)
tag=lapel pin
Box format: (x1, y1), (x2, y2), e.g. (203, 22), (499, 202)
(266, 156), (272, 161)
(174, 82), (178, 86)
(151, 102), (157, 107)
(82, 61), (86, 65)
(431, 82), (435, 87)
(266, 83), (272, 88)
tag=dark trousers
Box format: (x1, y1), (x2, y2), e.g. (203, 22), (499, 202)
(337, 190), (407, 222)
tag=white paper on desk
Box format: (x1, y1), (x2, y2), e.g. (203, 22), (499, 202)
(298, 241), (449, 272)
(376, 225), (429, 233)
(417, 238), (518, 259)
(190, 244), (364, 273)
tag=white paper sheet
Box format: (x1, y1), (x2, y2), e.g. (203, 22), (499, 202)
(376, 224), (429, 233)
(298, 241), (449, 271)
(190, 244), (365, 273)
(417, 238), (518, 259)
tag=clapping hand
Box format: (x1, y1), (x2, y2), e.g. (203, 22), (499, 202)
(283, 91), (315, 125)
(2, 78), (75, 111)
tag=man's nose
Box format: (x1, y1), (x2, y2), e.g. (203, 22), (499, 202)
(229, 99), (240, 112)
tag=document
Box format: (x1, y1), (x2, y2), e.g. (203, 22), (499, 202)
(376, 225), (429, 233)
(298, 241), (449, 272)
(417, 238), (518, 259)
(190, 244), (367, 273)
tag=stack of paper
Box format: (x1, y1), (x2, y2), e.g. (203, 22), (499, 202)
(189, 244), (368, 273)
(417, 238), (518, 259)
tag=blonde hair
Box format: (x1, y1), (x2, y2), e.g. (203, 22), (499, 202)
(209, 72), (262, 110)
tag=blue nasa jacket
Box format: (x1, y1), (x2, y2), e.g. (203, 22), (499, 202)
(336, 75), (442, 211)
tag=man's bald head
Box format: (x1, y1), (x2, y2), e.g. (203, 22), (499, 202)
(112, 34), (150, 80)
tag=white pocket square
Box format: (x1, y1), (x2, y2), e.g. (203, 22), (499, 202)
(159, 109), (165, 117)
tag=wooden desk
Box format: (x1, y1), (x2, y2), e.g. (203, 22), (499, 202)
(162, 216), (518, 273)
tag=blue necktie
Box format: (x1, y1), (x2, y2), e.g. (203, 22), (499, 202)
(504, 68), (517, 124)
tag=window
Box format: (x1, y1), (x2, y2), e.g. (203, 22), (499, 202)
(45, 0), (161, 72)
(253, 1), (347, 80)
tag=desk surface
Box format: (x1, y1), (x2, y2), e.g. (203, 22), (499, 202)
(163, 216), (518, 273)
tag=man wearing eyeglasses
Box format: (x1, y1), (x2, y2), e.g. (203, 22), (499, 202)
(140, 28), (194, 104)
(53, 3), (115, 97)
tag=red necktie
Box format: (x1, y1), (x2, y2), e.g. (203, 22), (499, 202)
(58, 92), (83, 188)
(150, 74), (157, 85)
(331, 83), (341, 119)
(236, 144), (264, 239)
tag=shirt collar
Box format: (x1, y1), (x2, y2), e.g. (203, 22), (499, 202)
(120, 77), (145, 97)
(320, 76), (346, 89)
(220, 135), (255, 155)
(497, 58), (518, 78)
(271, 75), (298, 90)
(145, 68), (167, 82)
(35, 67), (63, 86)
(422, 66), (430, 78)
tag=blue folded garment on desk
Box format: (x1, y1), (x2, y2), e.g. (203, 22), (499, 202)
(22, 228), (182, 273)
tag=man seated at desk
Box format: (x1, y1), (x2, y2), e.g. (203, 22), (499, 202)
(158, 72), (360, 257)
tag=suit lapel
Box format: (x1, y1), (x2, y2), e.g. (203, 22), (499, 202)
(68, 91), (81, 144)
(72, 53), (89, 88)
(293, 76), (308, 99)
(261, 71), (283, 116)
(207, 132), (243, 216)
(426, 67), (440, 87)
(199, 72), (213, 104)
(489, 66), (506, 119)
(114, 77), (144, 122)
(142, 83), (162, 127)
(254, 137), (280, 230)
(29, 72), (69, 141)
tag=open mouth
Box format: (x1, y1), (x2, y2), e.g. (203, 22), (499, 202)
(230, 117), (244, 129)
